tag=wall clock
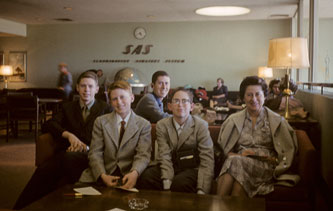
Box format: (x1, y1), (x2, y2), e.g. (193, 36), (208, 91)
(134, 27), (146, 40)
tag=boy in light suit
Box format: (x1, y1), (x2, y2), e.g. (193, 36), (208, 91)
(79, 80), (151, 189)
(137, 88), (214, 194)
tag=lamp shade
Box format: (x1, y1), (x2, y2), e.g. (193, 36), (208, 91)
(0, 65), (14, 76)
(258, 66), (273, 78)
(114, 67), (148, 87)
(267, 37), (310, 69)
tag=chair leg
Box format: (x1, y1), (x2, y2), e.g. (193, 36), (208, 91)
(6, 115), (9, 142)
(14, 121), (18, 138)
(29, 121), (32, 132)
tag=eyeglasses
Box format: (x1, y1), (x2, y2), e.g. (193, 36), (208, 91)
(171, 99), (191, 105)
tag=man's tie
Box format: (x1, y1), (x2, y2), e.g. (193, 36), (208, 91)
(82, 106), (88, 122)
(119, 120), (126, 145)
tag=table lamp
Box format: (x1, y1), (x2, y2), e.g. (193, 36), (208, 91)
(258, 66), (273, 78)
(267, 37), (310, 119)
(0, 65), (14, 89)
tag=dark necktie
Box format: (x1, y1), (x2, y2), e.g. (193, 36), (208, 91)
(82, 106), (88, 122)
(119, 120), (126, 145)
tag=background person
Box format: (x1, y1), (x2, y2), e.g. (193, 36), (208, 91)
(216, 76), (298, 197)
(210, 77), (228, 107)
(57, 62), (73, 100)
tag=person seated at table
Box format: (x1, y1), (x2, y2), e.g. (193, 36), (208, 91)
(266, 79), (281, 100)
(216, 76), (298, 198)
(210, 77), (228, 107)
(137, 88), (214, 194)
(79, 80), (151, 189)
(135, 70), (171, 123)
(264, 77), (307, 118)
(14, 71), (112, 210)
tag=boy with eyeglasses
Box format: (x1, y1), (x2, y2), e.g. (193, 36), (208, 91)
(137, 88), (214, 194)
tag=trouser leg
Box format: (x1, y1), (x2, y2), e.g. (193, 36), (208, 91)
(136, 165), (163, 190)
(171, 168), (197, 193)
(62, 151), (88, 184)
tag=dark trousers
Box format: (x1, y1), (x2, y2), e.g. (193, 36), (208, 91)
(13, 151), (88, 210)
(137, 165), (198, 193)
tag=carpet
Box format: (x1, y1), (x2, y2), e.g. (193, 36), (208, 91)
(0, 131), (36, 209)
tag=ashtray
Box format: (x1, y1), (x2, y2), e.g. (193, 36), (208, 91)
(128, 198), (149, 210)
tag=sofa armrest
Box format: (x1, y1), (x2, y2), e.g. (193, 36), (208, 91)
(295, 130), (317, 185)
(35, 133), (57, 167)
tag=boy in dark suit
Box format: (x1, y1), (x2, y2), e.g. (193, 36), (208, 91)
(14, 71), (112, 209)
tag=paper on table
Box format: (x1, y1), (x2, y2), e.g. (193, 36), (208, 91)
(106, 208), (126, 211)
(73, 186), (102, 195)
(115, 186), (139, 192)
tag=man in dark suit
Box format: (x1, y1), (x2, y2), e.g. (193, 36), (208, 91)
(135, 70), (171, 123)
(14, 71), (112, 210)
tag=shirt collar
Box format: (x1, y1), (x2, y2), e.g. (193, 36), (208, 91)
(173, 118), (184, 131)
(152, 92), (163, 105)
(116, 112), (131, 125)
(79, 99), (95, 110)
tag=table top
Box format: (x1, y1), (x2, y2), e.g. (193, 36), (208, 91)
(25, 185), (265, 211)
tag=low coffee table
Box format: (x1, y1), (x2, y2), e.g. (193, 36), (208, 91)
(24, 185), (265, 210)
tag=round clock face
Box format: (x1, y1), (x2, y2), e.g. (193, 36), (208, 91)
(134, 27), (146, 40)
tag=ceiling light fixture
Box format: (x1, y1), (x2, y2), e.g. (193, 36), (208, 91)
(195, 6), (250, 16)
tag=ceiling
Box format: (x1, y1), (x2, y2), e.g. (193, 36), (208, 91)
(0, 0), (332, 25)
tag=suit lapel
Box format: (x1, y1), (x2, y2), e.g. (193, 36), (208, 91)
(167, 118), (178, 149)
(120, 111), (138, 148)
(177, 115), (195, 150)
(104, 112), (120, 148)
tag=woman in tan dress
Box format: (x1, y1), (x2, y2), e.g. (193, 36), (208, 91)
(216, 76), (298, 197)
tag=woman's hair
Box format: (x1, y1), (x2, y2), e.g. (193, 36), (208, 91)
(269, 79), (281, 90)
(280, 77), (298, 93)
(239, 76), (268, 100)
(217, 77), (224, 84)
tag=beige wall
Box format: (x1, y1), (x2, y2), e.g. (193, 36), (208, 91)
(0, 19), (290, 90)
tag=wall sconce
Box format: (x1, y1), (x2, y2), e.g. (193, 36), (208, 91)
(0, 65), (14, 89)
(267, 37), (310, 119)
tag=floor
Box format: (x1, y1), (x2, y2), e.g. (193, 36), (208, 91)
(0, 129), (36, 209)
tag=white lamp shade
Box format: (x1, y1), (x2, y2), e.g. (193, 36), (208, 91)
(258, 66), (273, 78)
(267, 37), (310, 69)
(0, 65), (14, 76)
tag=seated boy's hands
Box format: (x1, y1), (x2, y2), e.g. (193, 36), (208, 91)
(101, 173), (120, 187)
(121, 170), (139, 189)
(63, 131), (87, 152)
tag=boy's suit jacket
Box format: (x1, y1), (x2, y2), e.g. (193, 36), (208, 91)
(43, 99), (112, 148)
(156, 115), (214, 193)
(79, 110), (151, 182)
